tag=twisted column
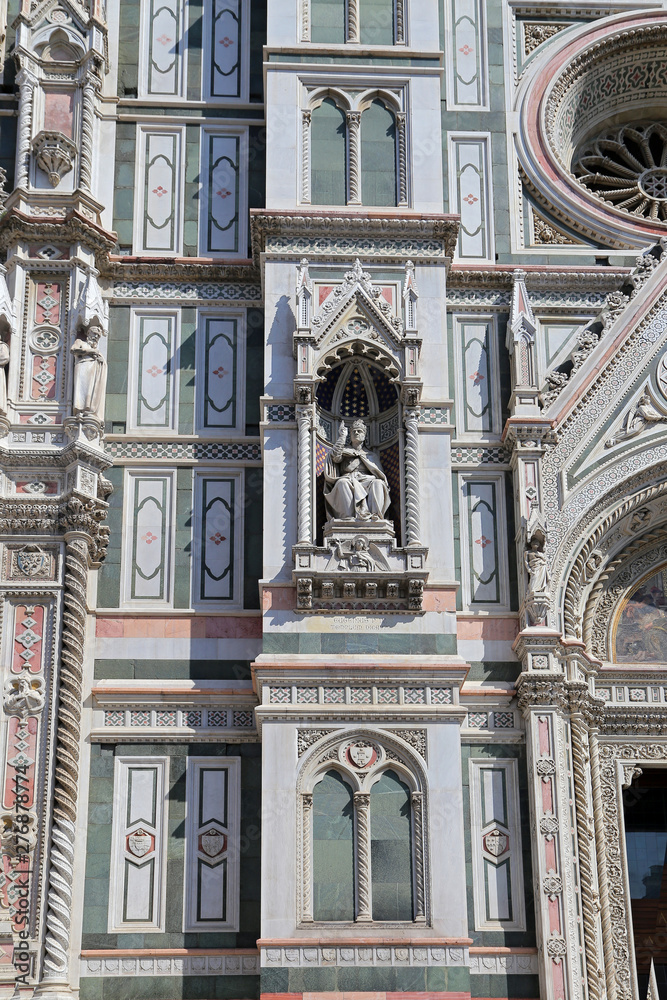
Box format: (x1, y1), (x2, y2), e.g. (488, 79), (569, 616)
(396, 112), (408, 206)
(79, 75), (99, 192)
(301, 111), (311, 204)
(411, 791), (425, 919)
(395, 0), (405, 42)
(346, 0), (359, 42)
(301, 0), (310, 40)
(41, 532), (89, 983)
(570, 715), (603, 1000)
(346, 112), (362, 205)
(354, 792), (372, 921)
(296, 404), (313, 544)
(301, 793), (313, 921)
(15, 70), (36, 190)
(590, 732), (616, 1000)
(403, 406), (422, 545)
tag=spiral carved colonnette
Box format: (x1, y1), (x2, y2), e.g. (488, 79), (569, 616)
(42, 537), (88, 982)
(590, 736), (616, 1000)
(403, 409), (422, 545)
(301, 794), (313, 921)
(354, 793), (371, 919)
(411, 792), (425, 918)
(15, 73), (36, 190)
(570, 718), (602, 1000)
(79, 78), (98, 192)
(347, 114), (362, 205)
(297, 406), (313, 544)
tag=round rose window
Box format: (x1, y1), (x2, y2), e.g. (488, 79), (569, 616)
(573, 124), (667, 222)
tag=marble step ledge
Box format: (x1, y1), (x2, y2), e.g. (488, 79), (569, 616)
(259, 943), (538, 974)
(260, 942), (469, 969)
(80, 949), (260, 977)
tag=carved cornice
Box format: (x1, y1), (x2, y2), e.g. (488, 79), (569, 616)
(100, 257), (259, 284)
(250, 210), (461, 263)
(599, 707), (667, 735)
(448, 267), (629, 291)
(0, 439), (112, 469)
(0, 208), (116, 254)
(0, 493), (109, 564)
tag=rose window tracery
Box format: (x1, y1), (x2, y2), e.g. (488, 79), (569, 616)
(573, 124), (667, 222)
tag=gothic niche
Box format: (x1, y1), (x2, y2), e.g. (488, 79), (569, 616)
(292, 258), (427, 614)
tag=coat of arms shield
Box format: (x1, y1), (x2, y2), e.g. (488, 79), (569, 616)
(348, 744), (374, 768)
(483, 829), (509, 857)
(128, 829), (152, 857)
(200, 829), (226, 857)
(16, 548), (46, 578)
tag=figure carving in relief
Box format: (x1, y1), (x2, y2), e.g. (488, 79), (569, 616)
(329, 535), (390, 572)
(605, 392), (667, 447)
(525, 539), (549, 595)
(324, 419), (390, 522)
(0, 333), (9, 415)
(71, 322), (106, 421)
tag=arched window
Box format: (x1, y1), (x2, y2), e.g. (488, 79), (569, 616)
(361, 100), (398, 207)
(312, 770), (355, 920)
(311, 98), (347, 206)
(359, 0), (395, 45)
(370, 770), (413, 920)
(301, 736), (427, 923)
(311, 0), (345, 43)
(303, 0), (405, 44)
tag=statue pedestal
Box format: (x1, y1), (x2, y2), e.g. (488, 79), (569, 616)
(293, 518), (428, 614)
(323, 518), (395, 543)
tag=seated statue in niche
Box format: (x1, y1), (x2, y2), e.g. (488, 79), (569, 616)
(324, 419), (390, 522)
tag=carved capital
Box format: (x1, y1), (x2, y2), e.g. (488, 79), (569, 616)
(517, 672), (568, 716)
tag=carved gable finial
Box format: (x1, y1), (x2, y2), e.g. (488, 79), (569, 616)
(403, 260), (418, 334)
(508, 269), (539, 413)
(296, 258), (313, 332)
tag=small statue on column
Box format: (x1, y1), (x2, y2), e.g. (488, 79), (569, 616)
(0, 333), (9, 415)
(71, 321), (106, 422)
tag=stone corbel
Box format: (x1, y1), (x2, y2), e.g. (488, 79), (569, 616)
(32, 130), (77, 188)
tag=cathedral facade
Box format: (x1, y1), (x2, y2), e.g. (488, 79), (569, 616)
(0, 2), (666, 1000)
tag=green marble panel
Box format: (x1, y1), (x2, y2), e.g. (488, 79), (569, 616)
(313, 770), (354, 920)
(370, 769), (412, 920)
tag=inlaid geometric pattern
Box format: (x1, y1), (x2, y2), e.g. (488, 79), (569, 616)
(129, 475), (171, 602)
(134, 314), (175, 430)
(370, 365), (398, 412)
(203, 133), (241, 254)
(145, 0), (184, 96)
(207, 0), (244, 99)
(196, 476), (235, 602)
(339, 366), (370, 418)
(201, 316), (238, 429)
(108, 440), (261, 461)
(141, 130), (181, 253)
(316, 364), (344, 411)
